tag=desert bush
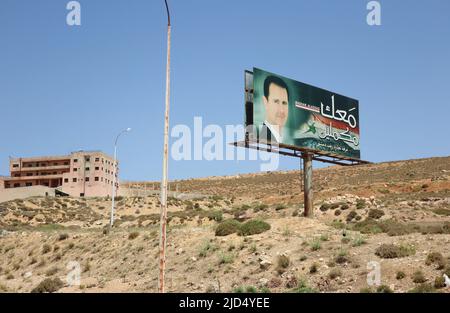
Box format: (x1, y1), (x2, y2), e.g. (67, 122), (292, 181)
(334, 249), (349, 264)
(218, 252), (234, 265)
(238, 219), (270, 236)
(375, 244), (415, 259)
(31, 278), (64, 293)
(408, 283), (435, 293)
(368, 209), (385, 219)
(42, 244), (51, 254)
(309, 263), (318, 274)
(340, 204), (349, 210)
(328, 268), (342, 279)
(434, 276), (446, 289)
(310, 239), (321, 251)
(58, 233), (69, 241)
(292, 279), (317, 293)
(334, 209), (341, 216)
(319, 203), (331, 212)
(276, 255), (290, 274)
(433, 208), (450, 216)
(376, 285), (393, 293)
(346, 211), (357, 222)
(425, 252), (446, 269)
(356, 199), (366, 210)
(275, 204), (286, 211)
(215, 219), (241, 236)
(352, 235), (367, 247)
(45, 267), (58, 277)
(396, 271), (406, 280)
(412, 271), (427, 284)
(128, 232), (139, 240)
(253, 204), (268, 212)
(207, 210), (223, 222)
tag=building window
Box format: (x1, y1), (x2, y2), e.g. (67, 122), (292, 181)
(27, 173), (33, 176)
(53, 163), (58, 166)
(80, 193), (84, 197)
(5, 183), (10, 188)
(53, 172), (57, 175)
(95, 158), (100, 162)
(74, 168), (78, 172)
(74, 159), (78, 163)
(95, 177), (99, 181)
(28, 164), (33, 167)
(95, 167), (99, 171)
(85, 177), (90, 182)
(64, 178), (68, 183)
(101, 177), (103, 182)
(85, 167), (90, 171)
(14, 183), (20, 187)
(85, 157), (90, 162)
(43, 182), (49, 186)
(14, 174), (20, 177)
(12, 164), (19, 168)
(73, 178), (77, 182)
(26, 182), (32, 187)
(64, 162), (69, 165)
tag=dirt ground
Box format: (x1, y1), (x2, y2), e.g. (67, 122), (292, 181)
(0, 156), (449, 293)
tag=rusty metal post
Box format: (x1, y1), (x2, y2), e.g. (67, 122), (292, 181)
(159, 0), (171, 294)
(303, 153), (313, 217)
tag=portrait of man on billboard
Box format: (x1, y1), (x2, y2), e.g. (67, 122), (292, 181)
(260, 75), (290, 143)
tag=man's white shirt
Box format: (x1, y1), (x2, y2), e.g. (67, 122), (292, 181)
(264, 120), (282, 143)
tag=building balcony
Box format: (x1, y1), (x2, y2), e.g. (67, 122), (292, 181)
(11, 165), (71, 172)
(4, 174), (64, 182)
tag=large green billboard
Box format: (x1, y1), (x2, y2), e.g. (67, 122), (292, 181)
(249, 68), (361, 159)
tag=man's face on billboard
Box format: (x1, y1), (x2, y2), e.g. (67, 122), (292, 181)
(263, 83), (289, 129)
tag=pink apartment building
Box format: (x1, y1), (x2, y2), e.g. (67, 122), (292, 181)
(0, 151), (119, 197)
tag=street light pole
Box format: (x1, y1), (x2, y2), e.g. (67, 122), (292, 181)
(159, 0), (171, 294)
(109, 127), (131, 228)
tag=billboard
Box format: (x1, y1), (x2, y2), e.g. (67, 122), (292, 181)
(248, 68), (361, 159)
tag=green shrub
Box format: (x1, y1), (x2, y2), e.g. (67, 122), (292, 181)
(45, 267), (58, 277)
(31, 278), (64, 293)
(375, 244), (415, 259)
(356, 199), (366, 210)
(42, 244), (51, 254)
(408, 283), (435, 293)
(309, 263), (318, 274)
(319, 203), (331, 212)
(328, 268), (342, 279)
(276, 255), (290, 274)
(238, 219), (270, 236)
(275, 204), (286, 211)
(58, 233), (69, 241)
(215, 219), (241, 236)
(310, 239), (321, 251)
(207, 210), (223, 222)
(412, 271), (426, 284)
(396, 271), (406, 280)
(434, 276), (446, 289)
(218, 252), (234, 265)
(368, 209), (385, 219)
(128, 232), (139, 240)
(340, 204), (349, 210)
(352, 235), (367, 247)
(346, 211), (357, 222)
(292, 279), (317, 293)
(376, 285), (393, 293)
(425, 252), (446, 269)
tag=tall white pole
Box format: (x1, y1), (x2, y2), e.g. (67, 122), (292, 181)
(109, 128), (131, 228)
(159, 0), (171, 294)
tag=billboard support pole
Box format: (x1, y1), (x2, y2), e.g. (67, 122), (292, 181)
(303, 153), (313, 217)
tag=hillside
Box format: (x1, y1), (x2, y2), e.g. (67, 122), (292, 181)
(0, 156), (449, 293)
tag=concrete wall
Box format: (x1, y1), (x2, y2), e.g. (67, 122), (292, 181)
(0, 186), (56, 203)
